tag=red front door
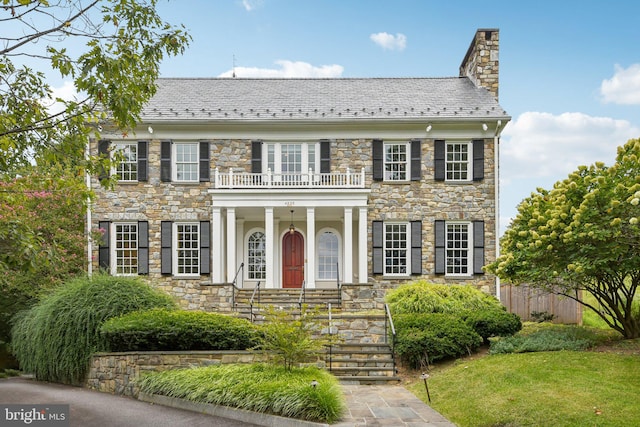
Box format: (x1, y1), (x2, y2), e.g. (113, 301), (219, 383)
(282, 231), (304, 288)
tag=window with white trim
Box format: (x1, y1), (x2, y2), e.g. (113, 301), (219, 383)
(113, 143), (138, 181)
(113, 223), (138, 275)
(264, 142), (320, 178)
(384, 142), (409, 181)
(174, 143), (199, 182)
(446, 142), (472, 181)
(446, 222), (471, 275)
(175, 223), (199, 275)
(247, 231), (266, 280)
(384, 223), (409, 275)
(317, 230), (339, 280)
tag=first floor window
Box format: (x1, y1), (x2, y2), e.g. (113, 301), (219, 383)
(114, 223), (138, 274)
(247, 231), (266, 280)
(446, 223), (470, 275)
(317, 230), (339, 280)
(176, 223), (199, 275)
(384, 223), (408, 275)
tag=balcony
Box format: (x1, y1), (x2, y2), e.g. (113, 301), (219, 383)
(213, 168), (366, 189)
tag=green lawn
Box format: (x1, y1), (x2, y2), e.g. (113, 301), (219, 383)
(407, 340), (640, 427)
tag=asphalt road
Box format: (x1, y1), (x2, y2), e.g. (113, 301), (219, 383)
(0, 376), (258, 427)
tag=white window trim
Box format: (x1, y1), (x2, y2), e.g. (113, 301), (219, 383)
(172, 142), (199, 183)
(173, 222), (200, 277)
(110, 222), (138, 276)
(316, 227), (342, 281)
(110, 141), (138, 182)
(445, 141), (473, 182)
(445, 221), (473, 277)
(383, 221), (410, 277)
(262, 142), (320, 175)
(383, 141), (410, 182)
(245, 227), (266, 281)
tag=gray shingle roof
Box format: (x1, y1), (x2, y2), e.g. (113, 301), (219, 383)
(141, 77), (509, 122)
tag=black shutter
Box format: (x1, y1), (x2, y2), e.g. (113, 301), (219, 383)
(372, 221), (383, 274)
(138, 221), (149, 275)
(200, 221), (211, 274)
(98, 140), (110, 182)
(251, 140), (262, 173)
(434, 140), (445, 181)
(199, 141), (210, 182)
(320, 140), (330, 173)
(98, 221), (110, 270)
(473, 220), (485, 274)
(411, 220), (422, 274)
(410, 139), (421, 181)
(161, 140), (172, 182)
(138, 141), (148, 182)
(161, 221), (172, 274)
(434, 220), (445, 274)
(372, 139), (383, 181)
(473, 139), (484, 181)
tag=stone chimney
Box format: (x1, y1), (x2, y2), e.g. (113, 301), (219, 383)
(460, 28), (499, 101)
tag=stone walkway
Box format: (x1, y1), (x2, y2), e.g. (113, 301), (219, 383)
(334, 384), (456, 427)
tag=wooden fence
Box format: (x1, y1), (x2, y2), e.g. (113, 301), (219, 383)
(500, 284), (582, 324)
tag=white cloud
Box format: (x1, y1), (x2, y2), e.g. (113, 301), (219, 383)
(44, 80), (80, 115)
(218, 60), (344, 78)
(370, 32), (407, 51)
(501, 111), (639, 181)
(600, 64), (640, 105)
(241, 0), (262, 11)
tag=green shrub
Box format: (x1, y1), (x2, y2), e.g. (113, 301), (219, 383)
(10, 275), (176, 384)
(138, 364), (346, 423)
(386, 281), (503, 315)
(489, 325), (600, 354)
(463, 309), (522, 343)
(101, 308), (259, 351)
(394, 313), (482, 368)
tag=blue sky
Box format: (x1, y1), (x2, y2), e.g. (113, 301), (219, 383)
(62, 0), (640, 233)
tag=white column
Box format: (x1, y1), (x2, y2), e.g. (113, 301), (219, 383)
(265, 207), (275, 288)
(358, 207), (368, 284)
(212, 207), (223, 283)
(306, 207), (316, 289)
(226, 208), (236, 283)
(343, 207), (353, 283)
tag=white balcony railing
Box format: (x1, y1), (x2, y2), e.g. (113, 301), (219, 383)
(214, 168), (366, 189)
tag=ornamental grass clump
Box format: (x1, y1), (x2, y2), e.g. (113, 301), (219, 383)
(10, 274), (176, 384)
(137, 364), (346, 423)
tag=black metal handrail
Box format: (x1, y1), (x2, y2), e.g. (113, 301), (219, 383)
(249, 281), (261, 323)
(298, 280), (306, 314)
(230, 262), (244, 311)
(327, 302), (334, 372)
(384, 303), (397, 375)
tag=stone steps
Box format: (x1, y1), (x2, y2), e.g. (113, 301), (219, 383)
(325, 343), (400, 384)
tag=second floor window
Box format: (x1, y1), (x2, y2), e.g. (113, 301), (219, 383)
(114, 143), (138, 181)
(174, 143), (199, 182)
(264, 143), (319, 177)
(384, 142), (408, 181)
(446, 142), (472, 181)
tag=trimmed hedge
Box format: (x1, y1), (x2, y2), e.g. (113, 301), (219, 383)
(10, 275), (176, 384)
(463, 309), (522, 343)
(100, 308), (259, 351)
(394, 313), (483, 368)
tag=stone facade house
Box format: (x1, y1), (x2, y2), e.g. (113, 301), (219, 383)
(90, 28), (510, 312)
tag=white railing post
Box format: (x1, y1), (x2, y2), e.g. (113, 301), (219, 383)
(214, 168), (219, 188)
(267, 168), (272, 188)
(228, 168), (234, 188)
(308, 168), (313, 187)
(360, 167), (365, 187)
(346, 168), (351, 187)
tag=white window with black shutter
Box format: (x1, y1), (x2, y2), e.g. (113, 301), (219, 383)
(434, 140), (484, 182)
(98, 140), (148, 182)
(161, 221), (211, 276)
(372, 139), (421, 182)
(372, 220), (422, 276)
(98, 221), (149, 275)
(434, 220), (485, 276)
(160, 140), (210, 183)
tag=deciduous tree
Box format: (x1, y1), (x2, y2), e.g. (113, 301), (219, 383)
(488, 138), (640, 338)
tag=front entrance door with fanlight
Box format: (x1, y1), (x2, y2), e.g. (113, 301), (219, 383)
(282, 231), (304, 288)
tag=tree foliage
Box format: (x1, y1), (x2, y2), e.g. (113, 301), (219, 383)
(488, 138), (640, 338)
(0, 0), (190, 174)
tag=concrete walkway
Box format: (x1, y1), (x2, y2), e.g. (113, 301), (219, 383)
(335, 384), (456, 427)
